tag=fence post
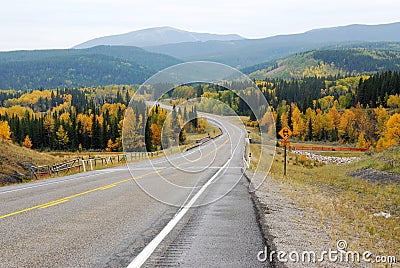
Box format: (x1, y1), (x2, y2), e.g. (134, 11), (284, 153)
(89, 159), (93, 171)
(81, 159), (86, 172)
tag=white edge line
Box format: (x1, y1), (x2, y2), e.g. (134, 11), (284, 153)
(126, 158), (231, 268)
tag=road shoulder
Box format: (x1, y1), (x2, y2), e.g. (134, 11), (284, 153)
(247, 170), (362, 268)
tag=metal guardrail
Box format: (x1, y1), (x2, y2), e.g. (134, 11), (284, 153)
(290, 146), (368, 152)
(186, 133), (222, 152)
(195, 137), (211, 144)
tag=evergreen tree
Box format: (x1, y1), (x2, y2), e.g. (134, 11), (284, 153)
(308, 118), (313, 141)
(171, 107), (181, 142)
(288, 104), (293, 130)
(145, 118), (152, 152)
(91, 114), (102, 149)
(125, 89), (131, 105)
(179, 128), (186, 145)
(275, 112), (282, 138)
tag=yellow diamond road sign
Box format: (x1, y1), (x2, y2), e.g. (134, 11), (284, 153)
(278, 127), (292, 140)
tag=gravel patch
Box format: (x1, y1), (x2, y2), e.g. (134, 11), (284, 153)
(292, 150), (360, 164)
(348, 168), (400, 184)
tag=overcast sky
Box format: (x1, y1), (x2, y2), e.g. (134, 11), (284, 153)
(1, 0), (399, 51)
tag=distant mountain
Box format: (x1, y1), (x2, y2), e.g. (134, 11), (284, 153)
(144, 22), (400, 67)
(72, 23), (400, 68)
(3, 23), (400, 89)
(0, 46), (181, 89)
(244, 48), (400, 80)
(74, 26), (244, 49)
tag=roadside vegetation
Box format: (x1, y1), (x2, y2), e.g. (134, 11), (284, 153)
(0, 140), (61, 185)
(247, 129), (400, 259)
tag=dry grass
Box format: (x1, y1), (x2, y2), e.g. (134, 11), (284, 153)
(0, 140), (62, 185)
(354, 146), (400, 175)
(247, 131), (400, 260)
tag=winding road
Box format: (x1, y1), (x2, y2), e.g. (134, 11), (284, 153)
(0, 114), (270, 267)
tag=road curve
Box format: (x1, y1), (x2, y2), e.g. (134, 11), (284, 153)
(0, 114), (270, 267)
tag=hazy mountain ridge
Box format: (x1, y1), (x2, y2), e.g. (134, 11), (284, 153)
(74, 26), (244, 49)
(143, 22), (400, 67)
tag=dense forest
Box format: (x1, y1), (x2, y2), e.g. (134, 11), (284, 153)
(0, 67), (399, 153)
(0, 86), (206, 152)
(156, 71), (400, 151)
(258, 71), (400, 150)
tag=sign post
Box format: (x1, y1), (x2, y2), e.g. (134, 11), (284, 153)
(284, 143), (287, 176)
(278, 127), (293, 176)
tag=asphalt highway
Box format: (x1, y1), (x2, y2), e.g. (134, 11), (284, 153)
(0, 114), (270, 267)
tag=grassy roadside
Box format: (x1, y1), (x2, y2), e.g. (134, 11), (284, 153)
(0, 140), (61, 185)
(248, 133), (399, 260)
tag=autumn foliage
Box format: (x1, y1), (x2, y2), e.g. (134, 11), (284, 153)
(0, 120), (11, 141)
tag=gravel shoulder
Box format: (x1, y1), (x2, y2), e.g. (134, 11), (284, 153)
(249, 171), (368, 268)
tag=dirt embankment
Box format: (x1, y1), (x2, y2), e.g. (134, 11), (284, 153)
(0, 140), (60, 185)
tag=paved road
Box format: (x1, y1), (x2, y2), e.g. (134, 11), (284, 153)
(0, 115), (270, 267)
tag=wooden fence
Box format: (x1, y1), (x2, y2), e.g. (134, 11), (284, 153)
(30, 151), (162, 179)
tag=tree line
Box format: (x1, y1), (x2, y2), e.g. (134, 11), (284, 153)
(0, 69), (399, 152)
(0, 86), (206, 152)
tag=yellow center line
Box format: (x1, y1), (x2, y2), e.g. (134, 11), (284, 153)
(0, 170), (158, 220)
(183, 138), (229, 163)
(39, 199), (69, 209)
(0, 136), (230, 220)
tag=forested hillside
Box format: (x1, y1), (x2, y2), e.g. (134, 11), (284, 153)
(0, 46), (181, 89)
(246, 48), (400, 79)
(0, 54), (153, 89)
